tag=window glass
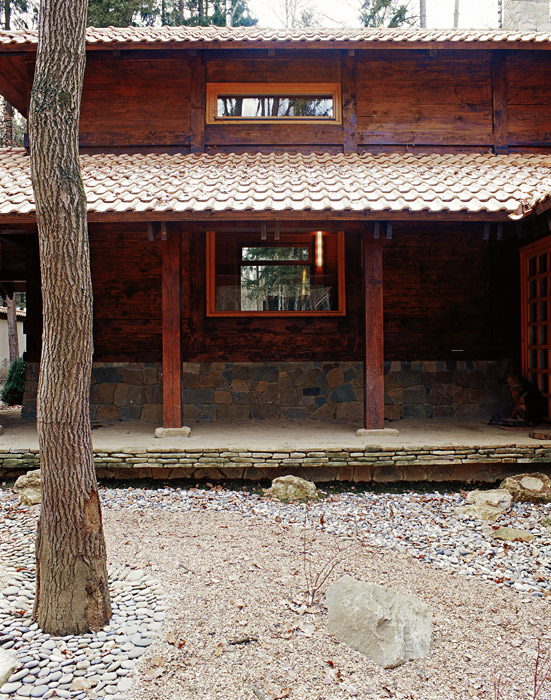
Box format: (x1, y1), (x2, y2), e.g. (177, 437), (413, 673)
(216, 95), (334, 119)
(208, 231), (344, 316)
(207, 83), (341, 123)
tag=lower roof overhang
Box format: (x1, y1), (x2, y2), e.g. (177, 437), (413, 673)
(0, 149), (550, 226)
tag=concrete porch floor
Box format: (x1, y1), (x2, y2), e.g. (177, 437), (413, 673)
(0, 413), (549, 451)
(1, 413), (551, 483)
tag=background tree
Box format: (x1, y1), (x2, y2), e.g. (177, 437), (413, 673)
(87, 0), (257, 27)
(29, 0), (111, 635)
(360, 0), (411, 27)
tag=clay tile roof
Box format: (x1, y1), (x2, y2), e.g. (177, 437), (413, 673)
(0, 26), (551, 50)
(1, 148), (551, 221)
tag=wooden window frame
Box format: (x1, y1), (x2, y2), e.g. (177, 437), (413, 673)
(520, 236), (551, 417)
(206, 82), (342, 124)
(206, 230), (346, 317)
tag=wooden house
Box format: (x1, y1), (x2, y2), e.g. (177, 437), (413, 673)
(0, 26), (550, 432)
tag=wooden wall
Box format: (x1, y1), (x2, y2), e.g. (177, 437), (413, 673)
(19, 223), (511, 365)
(72, 48), (551, 153)
(79, 53), (193, 148)
(356, 50), (493, 148)
(11, 47), (550, 152)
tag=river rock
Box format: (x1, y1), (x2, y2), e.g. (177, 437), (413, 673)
(492, 526), (535, 543)
(264, 475), (318, 502)
(465, 489), (512, 510)
(0, 648), (20, 686)
(500, 473), (551, 504)
(13, 469), (41, 506)
(326, 575), (432, 669)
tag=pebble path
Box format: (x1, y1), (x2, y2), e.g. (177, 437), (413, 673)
(0, 491), (166, 700)
(1, 484), (551, 699)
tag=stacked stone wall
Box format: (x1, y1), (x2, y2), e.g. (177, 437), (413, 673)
(22, 360), (511, 422)
(1, 444), (551, 484)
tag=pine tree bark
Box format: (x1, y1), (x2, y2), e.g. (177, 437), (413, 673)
(29, 0), (111, 635)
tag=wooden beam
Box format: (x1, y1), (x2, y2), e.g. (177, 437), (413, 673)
(161, 224), (184, 428)
(363, 232), (384, 430)
(190, 53), (206, 154)
(341, 54), (357, 153)
(492, 51), (509, 155)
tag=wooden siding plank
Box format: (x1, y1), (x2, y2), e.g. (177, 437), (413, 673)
(206, 57), (340, 83)
(205, 124), (343, 145)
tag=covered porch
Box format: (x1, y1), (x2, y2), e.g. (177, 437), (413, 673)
(1, 413), (550, 483)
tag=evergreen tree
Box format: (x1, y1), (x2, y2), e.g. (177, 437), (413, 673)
(88, 0), (257, 27)
(360, 0), (411, 27)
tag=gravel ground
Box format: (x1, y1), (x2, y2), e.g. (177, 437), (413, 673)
(1, 484), (551, 700)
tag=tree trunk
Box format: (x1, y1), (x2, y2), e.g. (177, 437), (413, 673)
(29, 0), (111, 636)
(5, 291), (19, 364)
(454, 0), (459, 27)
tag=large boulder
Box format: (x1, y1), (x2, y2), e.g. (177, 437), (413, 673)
(500, 473), (551, 504)
(0, 648), (20, 686)
(13, 469), (41, 506)
(264, 475), (318, 502)
(327, 575), (432, 669)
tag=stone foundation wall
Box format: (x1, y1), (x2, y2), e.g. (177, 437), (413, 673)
(22, 360), (511, 422)
(22, 362), (163, 422)
(1, 445), (551, 484)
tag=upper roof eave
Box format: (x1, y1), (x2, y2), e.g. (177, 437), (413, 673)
(1, 26), (551, 52)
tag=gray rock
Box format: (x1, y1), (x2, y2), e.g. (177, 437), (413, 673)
(455, 504), (504, 522)
(0, 648), (20, 686)
(492, 527), (535, 543)
(13, 470), (41, 506)
(326, 575), (432, 669)
(265, 475), (318, 503)
(465, 489), (512, 510)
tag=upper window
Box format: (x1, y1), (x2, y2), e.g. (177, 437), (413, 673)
(206, 83), (342, 124)
(207, 230), (345, 317)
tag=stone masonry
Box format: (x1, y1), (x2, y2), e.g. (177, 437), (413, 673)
(1, 444), (551, 484)
(22, 360), (511, 422)
(503, 0), (551, 30)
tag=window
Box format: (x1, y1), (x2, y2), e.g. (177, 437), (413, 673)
(207, 230), (345, 316)
(206, 83), (342, 124)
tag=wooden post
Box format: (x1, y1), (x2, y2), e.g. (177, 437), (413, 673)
(341, 54), (357, 153)
(492, 50), (509, 155)
(363, 231), (384, 430)
(190, 53), (206, 154)
(162, 224), (184, 428)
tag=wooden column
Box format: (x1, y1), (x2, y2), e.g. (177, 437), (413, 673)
(363, 231), (384, 430)
(190, 53), (206, 154)
(162, 225), (184, 428)
(492, 50), (509, 155)
(341, 53), (357, 153)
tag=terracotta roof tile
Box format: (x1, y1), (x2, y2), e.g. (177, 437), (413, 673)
(0, 26), (550, 50)
(0, 148), (550, 221)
